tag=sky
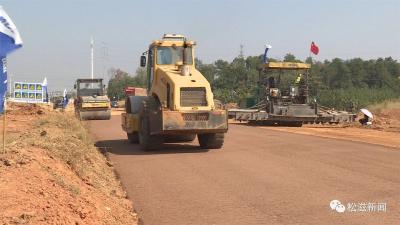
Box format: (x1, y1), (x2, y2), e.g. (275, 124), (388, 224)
(1, 0), (400, 91)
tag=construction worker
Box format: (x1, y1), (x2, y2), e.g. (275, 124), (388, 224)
(294, 73), (307, 104)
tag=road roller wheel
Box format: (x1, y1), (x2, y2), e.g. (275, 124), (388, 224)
(77, 110), (111, 120)
(198, 133), (224, 149)
(138, 97), (163, 151)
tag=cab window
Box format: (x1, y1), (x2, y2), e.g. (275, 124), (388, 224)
(156, 46), (193, 65)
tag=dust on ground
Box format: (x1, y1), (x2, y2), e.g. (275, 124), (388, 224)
(0, 102), (138, 225)
(230, 100), (400, 149)
(111, 108), (124, 116)
(260, 124), (400, 149)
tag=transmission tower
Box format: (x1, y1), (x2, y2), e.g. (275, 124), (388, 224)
(239, 44), (244, 58)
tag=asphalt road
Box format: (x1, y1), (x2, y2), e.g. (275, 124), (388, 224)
(89, 115), (400, 225)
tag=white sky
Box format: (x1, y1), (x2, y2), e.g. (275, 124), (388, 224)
(2, 0), (399, 90)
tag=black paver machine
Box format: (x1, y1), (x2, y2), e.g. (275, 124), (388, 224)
(230, 62), (356, 126)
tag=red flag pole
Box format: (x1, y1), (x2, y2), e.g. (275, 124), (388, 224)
(309, 41), (314, 64)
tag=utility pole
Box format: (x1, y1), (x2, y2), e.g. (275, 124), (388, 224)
(8, 73), (12, 97)
(91, 37), (94, 79)
(100, 42), (109, 79)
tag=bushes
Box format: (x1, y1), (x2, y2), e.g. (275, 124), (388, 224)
(316, 88), (400, 110)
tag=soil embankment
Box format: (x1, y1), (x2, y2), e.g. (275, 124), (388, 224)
(0, 103), (138, 225)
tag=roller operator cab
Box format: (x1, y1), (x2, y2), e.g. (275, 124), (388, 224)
(74, 78), (111, 120)
(122, 34), (228, 150)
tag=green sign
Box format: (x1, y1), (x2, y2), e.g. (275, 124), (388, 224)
(36, 93), (43, 99)
(29, 84), (36, 91)
(22, 83), (29, 90)
(36, 84), (43, 90)
(22, 92), (28, 98)
(14, 92), (22, 98)
(29, 93), (36, 99)
(15, 83), (22, 90)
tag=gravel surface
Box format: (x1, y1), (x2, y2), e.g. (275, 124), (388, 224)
(90, 115), (400, 225)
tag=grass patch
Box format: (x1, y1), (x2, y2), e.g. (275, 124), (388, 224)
(316, 88), (400, 111)
(367, 99), (400, 114)
(13, 110), (122, 197)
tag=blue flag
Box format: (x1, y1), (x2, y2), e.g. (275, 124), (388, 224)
(263, 44), (272, 64)
(0, 6), (23, 113)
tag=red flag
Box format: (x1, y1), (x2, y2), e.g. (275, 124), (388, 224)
(310, 41), (319, 55)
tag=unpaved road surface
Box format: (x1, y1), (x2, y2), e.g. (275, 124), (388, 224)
(89, 115), (400, 225)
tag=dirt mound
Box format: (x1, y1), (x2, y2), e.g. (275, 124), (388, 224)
(365, 100), (400, 132)
(0, 104), (138, 224)
(7, 102), (48, 116)
(372, 108), (400, 132)
(0, 147), (137, 224)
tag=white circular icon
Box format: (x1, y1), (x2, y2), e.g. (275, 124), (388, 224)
(330, 200), (346, 213)
(336, 204), (346, 213)
(330, 200), (341, 210)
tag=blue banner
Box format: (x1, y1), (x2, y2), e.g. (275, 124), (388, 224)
(0, 56), (6, 112)
(0, 6), (23, 113)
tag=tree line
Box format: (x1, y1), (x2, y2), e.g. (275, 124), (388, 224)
(107, 68), (146, 100)
(107, 54), (400, 110)
(196, 54), (400, 110)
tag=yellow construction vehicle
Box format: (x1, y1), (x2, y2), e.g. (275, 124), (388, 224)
(74, 78), (111, 120)
(121, 34), (228, 150)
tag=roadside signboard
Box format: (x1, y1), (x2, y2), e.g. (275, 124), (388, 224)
(13, 82), (46, 103)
